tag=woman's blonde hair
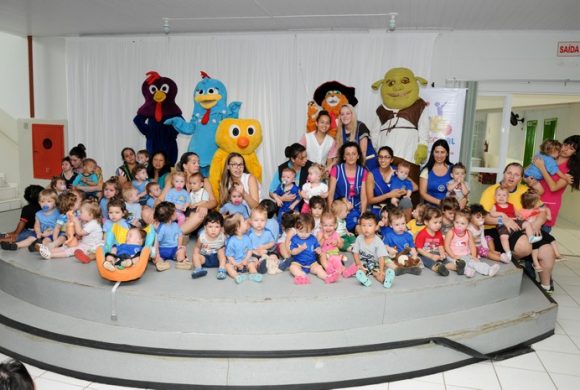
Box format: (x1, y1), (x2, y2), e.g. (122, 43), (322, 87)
(335, 104), (358, 148)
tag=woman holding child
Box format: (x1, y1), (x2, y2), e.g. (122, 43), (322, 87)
(365, 146), (407, 215)
(327, 142), (368, 232)
(269, 143), (313, 204)
(219, 153), (261, 209)
(480, 162), (556, 293)
(419, 139), (453, 206)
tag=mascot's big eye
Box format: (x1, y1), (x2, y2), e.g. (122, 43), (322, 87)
(160, 84), (170, 93)
(149, 85), (158, 94)
(195, 89), (204, 95)
(230, 125), (240, 137)
(401, 77), (410, 84)
(207, 87), (219, 94)
(387, 80), (395, 87)
(247, 126), (255, 136)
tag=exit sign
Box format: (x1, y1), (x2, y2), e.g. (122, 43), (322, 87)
(557, 41), (580, 57)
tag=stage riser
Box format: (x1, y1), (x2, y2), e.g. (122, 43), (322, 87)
(0, 259), (523, 334)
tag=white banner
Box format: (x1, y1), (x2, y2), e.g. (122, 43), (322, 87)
(420, 88), (467, 163)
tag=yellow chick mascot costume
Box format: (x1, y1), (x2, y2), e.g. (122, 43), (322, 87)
(209, 118), (263, 202)
(371, 67), (429, 166)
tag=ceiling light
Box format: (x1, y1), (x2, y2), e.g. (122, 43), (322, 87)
(163, 18), (170, 34)
(387, 12), (398, 32)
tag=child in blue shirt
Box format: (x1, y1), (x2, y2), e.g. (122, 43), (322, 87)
(524, 139), (567, 194)
(383, 208), (418, 259)
(72, 158), (100, 199)
(389, 161), (413, 208)
(224, 213), (261, 284)
(288, 213), (338, 285)
(164, 172), (189, 226)
(259, 199), (280, 242)
(154, 201), (190, 271)
(271, 168), (301, 221)
(131, 164), (150, 205)
(220, 187), (250, 219)
(248, 206), (278, 275)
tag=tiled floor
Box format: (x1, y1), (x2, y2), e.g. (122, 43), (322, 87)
(2, 218), (580, 390)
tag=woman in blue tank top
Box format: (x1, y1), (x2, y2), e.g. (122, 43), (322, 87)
(419, 139), (453, 206)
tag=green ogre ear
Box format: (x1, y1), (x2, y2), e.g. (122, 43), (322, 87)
(416, 77), (428, 86)
(371, 79), (383, 90)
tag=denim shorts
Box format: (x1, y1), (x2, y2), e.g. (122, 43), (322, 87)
(202, 252), (219, 268)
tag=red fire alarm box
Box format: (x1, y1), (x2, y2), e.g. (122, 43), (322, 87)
(32, 124), (64, 179)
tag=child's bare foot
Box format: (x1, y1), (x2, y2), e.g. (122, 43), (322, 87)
(103, 262), (116, 272)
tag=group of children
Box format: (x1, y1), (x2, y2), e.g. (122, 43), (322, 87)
(1, 138), (563, 289)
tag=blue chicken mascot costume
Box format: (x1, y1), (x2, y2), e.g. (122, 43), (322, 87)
(133, 71), (182, 166)
(165, 71), (242, 176)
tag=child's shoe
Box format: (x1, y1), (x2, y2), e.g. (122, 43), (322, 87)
(342, 263), (358, 278)
(103, 262), (116, 272)
(355, 270), (372, 287)
(383, 268), (395, 289)
(1, 242), (17, 251)
(155, 260), (170, 272)
(278, 258), (291, 271)
(235, 274), (247, 284)
(293, 275), (310, 285)
(406, 266), (422, 276)
(176, 258), (193, 270)
(216, 268), (227, 280)
(191, 267), (208, 279)
(249, 273), (263, 283)
(433, 263), (449, 276)
(456, 259), (466, 275)
(488, 263), (501, 277)
(74, 249), (91, 264)
(28, 240), (41, 252)
(464, 267), (476, 278)
(257, 259), (268, 274)
(499, 252), (511, 263)
(324, 272), (340, 284)
(38, 244), (51, 260)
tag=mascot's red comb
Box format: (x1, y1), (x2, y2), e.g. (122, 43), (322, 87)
(145, 71), (161, 85)
(200, 71), (212, 79)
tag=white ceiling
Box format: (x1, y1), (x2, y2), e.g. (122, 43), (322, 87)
(2, 0), (580, 37)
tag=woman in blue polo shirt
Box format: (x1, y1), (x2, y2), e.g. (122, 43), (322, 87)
(419, 139), (453, 206)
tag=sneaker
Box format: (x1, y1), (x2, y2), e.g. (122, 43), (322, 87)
(464, 267), (476, 278)
(155, 260), (170, 272)
(355, 270), (372, 287)
(249, 274), (263, 283)
(499, 252), (511, 263)
(1, 242), (17, 251)
(434, 263), (449, 276)
(216, 268), (227, 280)
(405, 266), (422, 276)
(28, 241), (40, 252)
(191, 268), (208, 279)
(383, 268), (395, 289)
(235, 274), (248, 284)
(324, 272), (340, 284)
(176, 259), (193, 270)
(38, 244), (51, 260)
(257, 260), (268, 274)
(278, 258), (291, 271)
(456, 259), (466, 275)
(74, 249), (92, 264)
(342, 263), (358, 278)
(488, 263), (501, 277)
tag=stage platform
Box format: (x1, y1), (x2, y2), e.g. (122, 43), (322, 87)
(0, 248), (557, 389)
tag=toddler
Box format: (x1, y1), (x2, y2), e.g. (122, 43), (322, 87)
(300, 163), (328, 213)
(389, 161), (413, 209)
(378, 205), (393, 239)
(103, 227), (145, 271)
(490, 186), (520, 262)
(444, 209), (500, 278)
(165, 172), (189, 226)
(0, 184), (43, 244)
(446, 163), (470, 209)
(415, 207), (458, 276)
(50, 176), (68, 196)
(525, 139), (566, 193)
(123, 186), (142, 228)
(100, 178), (121, 221)
(272, 167), (301, 219)
(136, 149), (150, 166)
(220, 187), (250, 219)
(277, 211), (297, 269)
(440, 197), (460, 236)
(331, 199), (356, 252)
(248, 206), (278, 275)
(309, 196), (326, 236)
(1, 189), (59, 252)
(145, 182), (161, 209)
(38, 199), (103, 261)
(259, 199), (280, 242)
(188, 172), (209, 211)
(383, 209), (420, 273)
(192, 211), (226, 280)
(154, 201), (190, 271)
(52, 191), (81, 249)
(406, 203), (426, 238)
(468, 204), (510, 263)
(72, 158), (100, 198)
(318, 212), (357, 278)
(353, 212), (397, 288)
(288, 213), (338, 285)
(131, 164), (150, 204)
(224, 213), (261, 283)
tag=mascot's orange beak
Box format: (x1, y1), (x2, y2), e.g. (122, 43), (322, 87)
(237, 136), (249, 149)
(153, 90), (167, 103)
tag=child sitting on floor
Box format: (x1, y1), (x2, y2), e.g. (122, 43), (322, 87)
(191, 211), (226, 280)
(415, 207), (456, 276)
(406, 203), (426, 238)
(331, 199), (356, 252)
(131, 164), (150, 205)
(224, 213), (260, 284)
(154, 201), (191, 271)
(103, 227), (145, 271)
(467, 204), (510, 264)
(220, 187), (250, 219)
(0, 184), (43, 245)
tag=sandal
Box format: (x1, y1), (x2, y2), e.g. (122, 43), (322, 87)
(293, 275), (310, 285)
(74, 249), (91, 264)
(216, 268), (227, 280)
(191, 268), (208, 279)
(324, 272), (339, 284)
(355, 270), (372, 287)
(38, 244), (51, 260)
(383, 269), (395, 289)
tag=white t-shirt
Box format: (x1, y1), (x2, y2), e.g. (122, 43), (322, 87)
(190, 188), (210, 205)
(81, 219), (103, 248)
(301, 182), (328, 204)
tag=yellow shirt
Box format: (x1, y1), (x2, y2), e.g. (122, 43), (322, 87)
(407, 219), (425, 238)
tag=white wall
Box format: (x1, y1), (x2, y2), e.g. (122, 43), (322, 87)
(33, 37), (68, 120)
